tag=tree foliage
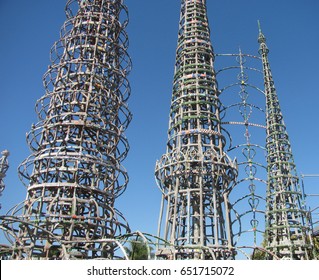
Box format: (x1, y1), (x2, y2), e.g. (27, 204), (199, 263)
(125, 237), (153, 260)
(251, 238), (267, 260)
(251, 247), (266, 260)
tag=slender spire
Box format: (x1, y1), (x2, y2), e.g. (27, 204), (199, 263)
(155, 0), (237, 260)
(258, 23), (313, 259)
(257, 20), (262, 35)
(257, 20), (267, 45)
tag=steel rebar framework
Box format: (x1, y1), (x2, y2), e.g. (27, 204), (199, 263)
(258, 23), (314, 259)
(217, 51), (267, 258)
(155, 0), (238, 260)
(301, 174), (319, 232)
(0, 0), (132, 259)
(0, 150), (9, 210)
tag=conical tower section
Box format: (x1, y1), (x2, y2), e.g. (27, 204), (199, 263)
(258, 23), (313, 259)
(2, 0), (132, 259)
(155, 0), (238, 260)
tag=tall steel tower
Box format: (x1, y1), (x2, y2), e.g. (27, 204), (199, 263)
(0, 150), (9, 210)
(155, 0), (238, 260)
(2, 0), (132, 259)
(258, 23), (313, 259)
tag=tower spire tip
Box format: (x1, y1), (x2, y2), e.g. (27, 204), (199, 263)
(257, 20), (266, 44)
(257, 20), (263, 34)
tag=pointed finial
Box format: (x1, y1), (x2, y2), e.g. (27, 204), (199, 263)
(257, 20), (266, 44)
(1, 150), (9, 157)
(257, 20), (262, 34)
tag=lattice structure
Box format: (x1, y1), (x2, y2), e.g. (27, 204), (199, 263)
(216, 51), (267, 258)
(0, 0), (132, 259)
(258, 23), (314, 259)
(301, 175), (319, 232)
(155, 0), (238, 260)
(0, 150), (9, 210)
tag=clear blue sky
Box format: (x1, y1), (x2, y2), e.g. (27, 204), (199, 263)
(0, 0), (319, 244)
